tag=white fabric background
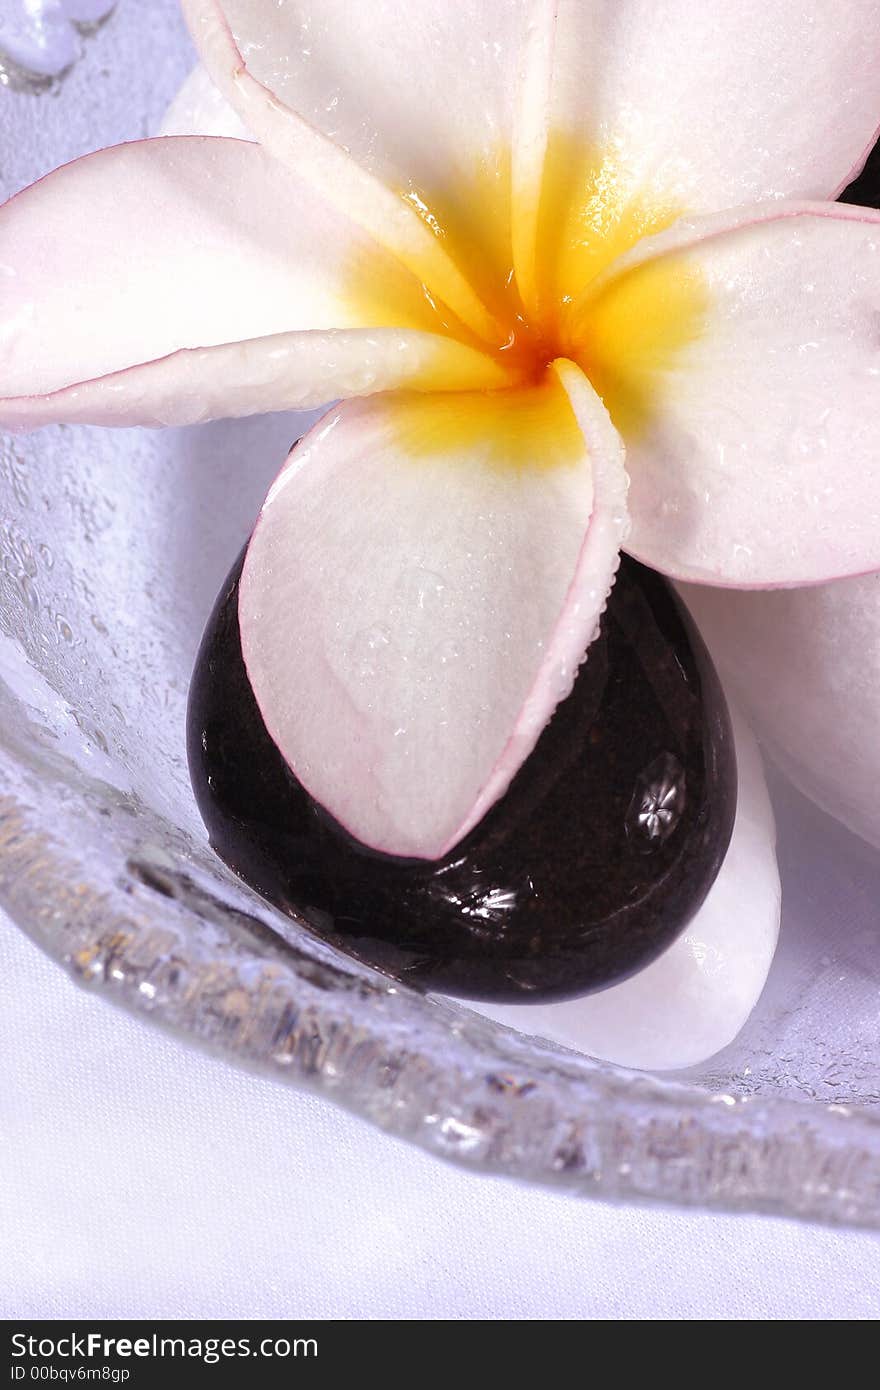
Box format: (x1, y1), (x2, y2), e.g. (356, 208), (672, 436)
(2, 908), (879, 1321)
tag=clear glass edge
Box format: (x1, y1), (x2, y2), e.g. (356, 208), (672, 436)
(2, 729), (879, 1233)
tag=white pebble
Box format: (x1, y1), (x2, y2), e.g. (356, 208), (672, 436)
(159, 63), (251, 139)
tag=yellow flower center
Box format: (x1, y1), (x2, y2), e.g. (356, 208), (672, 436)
(350, 136), (707, 452)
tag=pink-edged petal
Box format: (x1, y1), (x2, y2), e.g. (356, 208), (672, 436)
(181, 1), (526, 197)
(239, 359), (629, 861)
(553, 0), (880, 214)
(181, 0), (503, 344)
(0, 136), (503, 428)
(584, 201), (880, 586)
(475, 709), (780, 1071)
(0, 328), (514, 430)
(681, 572), (880, 851)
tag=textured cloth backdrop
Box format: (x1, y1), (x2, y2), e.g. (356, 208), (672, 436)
(2, 909), (879, 1321)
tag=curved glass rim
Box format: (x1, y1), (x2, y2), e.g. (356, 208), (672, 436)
(2, 735), (879, 1232)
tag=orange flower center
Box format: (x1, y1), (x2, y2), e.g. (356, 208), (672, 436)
(348, 136), (707, 453)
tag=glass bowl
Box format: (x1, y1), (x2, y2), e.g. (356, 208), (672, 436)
(3, 0), (880, 1230)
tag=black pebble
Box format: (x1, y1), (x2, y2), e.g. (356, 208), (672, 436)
(840, 135), (880, 209)
(187, 549), (737, 1003)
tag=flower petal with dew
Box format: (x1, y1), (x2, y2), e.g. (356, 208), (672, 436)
(577, 202), (880, 585)
(180, 0), (507, 344)
(550, 0), (880, 213)
(180, 0), (528, 213)
(180, 1), (880, 301)
(239, 360), (628, 860)
(0, 137), (511, 430)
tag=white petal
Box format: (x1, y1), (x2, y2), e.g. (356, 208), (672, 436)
(0, 136), (504, 427)
(553, 0), (880, 213)
(239, 360), (629, 860)
(579, 202), (880, 585)
(0, 329), (514, 430)
(181, 0), (505, 344)
(181, 0), (527, 196)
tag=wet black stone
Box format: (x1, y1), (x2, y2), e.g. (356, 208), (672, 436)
(187, 551), (737, 1003)
(840, 135), (880, 209)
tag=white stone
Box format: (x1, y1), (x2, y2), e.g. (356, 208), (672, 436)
(681, 573), (880, 851)
(160, 63), (250, 140)
(466, 710), (780, 1072)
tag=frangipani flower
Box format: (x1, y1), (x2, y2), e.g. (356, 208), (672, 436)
(2, 0), (880, 871)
